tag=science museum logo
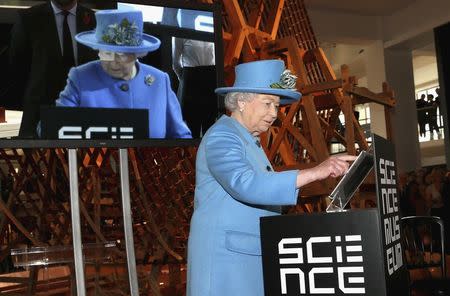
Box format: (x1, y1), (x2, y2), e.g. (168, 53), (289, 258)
(278, 235), (366, 294)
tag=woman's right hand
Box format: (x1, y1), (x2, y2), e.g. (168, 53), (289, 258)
(296, 155), (357, 188)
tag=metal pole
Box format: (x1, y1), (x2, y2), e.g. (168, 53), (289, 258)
(68, 148), (86, 296)
(119, 148), (139, 295)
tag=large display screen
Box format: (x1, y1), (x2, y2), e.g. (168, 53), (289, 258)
(0, 0), (224, 140)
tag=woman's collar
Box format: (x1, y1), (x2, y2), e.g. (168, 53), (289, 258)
(227, 115), (261, 144)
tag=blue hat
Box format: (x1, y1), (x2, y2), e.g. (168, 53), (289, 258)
(75, 9), (160, 53)
(215, 60), (302, 104)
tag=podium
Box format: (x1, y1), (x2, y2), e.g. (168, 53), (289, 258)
(260, 134), (410, 295)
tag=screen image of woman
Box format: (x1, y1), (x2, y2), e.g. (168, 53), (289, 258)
(56, 8), (192, 139)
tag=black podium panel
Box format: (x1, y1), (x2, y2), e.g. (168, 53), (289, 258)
(372, 134), (410, 294)
(261, 208), (408, 296)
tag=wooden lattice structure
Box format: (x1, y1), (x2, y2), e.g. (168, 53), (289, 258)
(0, 146), (196, 295)
(220, 0), (395, 205)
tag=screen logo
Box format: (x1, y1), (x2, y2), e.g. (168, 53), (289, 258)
(58, 126), (134, 139)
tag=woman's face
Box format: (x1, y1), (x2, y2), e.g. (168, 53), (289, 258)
(239, 94), (280, 136)
(99, 51), (137, 80)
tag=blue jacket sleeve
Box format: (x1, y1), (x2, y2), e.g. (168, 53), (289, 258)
(55, 68), (81, 107)
(163, 73), (192, 139)
(204, 127), (299, 206)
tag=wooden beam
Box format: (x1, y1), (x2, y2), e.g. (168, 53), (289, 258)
(278, 138), (297, 166)
(286, 126), (318, 160)
(299, 79), (343, 94)
(265, 0), (285, 39)
(347, 86), (395, 107)
(223, 0), (247, 29)
(302, 95), (329, 161)
(313, 47), (337, 80)
(341, 96), (356, 155)
(268, 101), (301, 160)
(224, 30), (246, 65)
(223, 0), (251, 65)
(247, 27), (272, 40)
(247, 0), (264, 28)
(289, 46), (310, 88)
(222, 31), (232, 41)
(0, 198), (44, 247)
(261, 37), (310, 88)
(313, 93), (337, 110)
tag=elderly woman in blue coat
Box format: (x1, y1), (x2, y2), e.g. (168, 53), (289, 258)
(56, 9), (191, 138)
(187, 59), (356, 295)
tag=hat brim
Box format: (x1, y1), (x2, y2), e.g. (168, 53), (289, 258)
(75, 31), (161, 53)
(215, 87), (302, 105)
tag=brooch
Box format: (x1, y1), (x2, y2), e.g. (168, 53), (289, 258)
(270, 69), (298, 90)
(145, 75), (155, 86)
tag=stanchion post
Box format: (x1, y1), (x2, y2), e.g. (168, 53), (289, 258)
(68, 148), (86, 296)
(119, 148), (139, 295)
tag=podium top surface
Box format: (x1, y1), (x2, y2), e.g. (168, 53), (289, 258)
(261, 207), (379, 222)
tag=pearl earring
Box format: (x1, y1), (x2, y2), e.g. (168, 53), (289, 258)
(239, 102), (245, 112)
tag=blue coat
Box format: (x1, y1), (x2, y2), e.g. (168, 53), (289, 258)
(56, 61), (192, 138)
(187, 115), (298, 296)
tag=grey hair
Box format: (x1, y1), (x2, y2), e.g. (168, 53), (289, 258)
(224, 92), (257, 112)
(97, 50), (148, 60)
(136, 52), (148, 59)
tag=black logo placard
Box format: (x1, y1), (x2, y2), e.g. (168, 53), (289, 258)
(372, 134), (409, 295)
(261, 209), (387, 296)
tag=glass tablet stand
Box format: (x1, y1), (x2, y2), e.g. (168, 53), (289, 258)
(326, 188), (350, 213)
(10, 241), (117, 268)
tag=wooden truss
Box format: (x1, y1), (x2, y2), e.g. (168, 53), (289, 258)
(0, 147), (196, 295)
(220, 0), (395, 199)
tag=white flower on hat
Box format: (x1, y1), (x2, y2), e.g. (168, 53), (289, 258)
(270, 70), (298, 90)
(102, 18), (140, 46)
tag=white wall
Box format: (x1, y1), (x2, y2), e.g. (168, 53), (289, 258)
(308, 9), (382, 44)
(382, 0), (450, 47)
(308, 0), (450, 48)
